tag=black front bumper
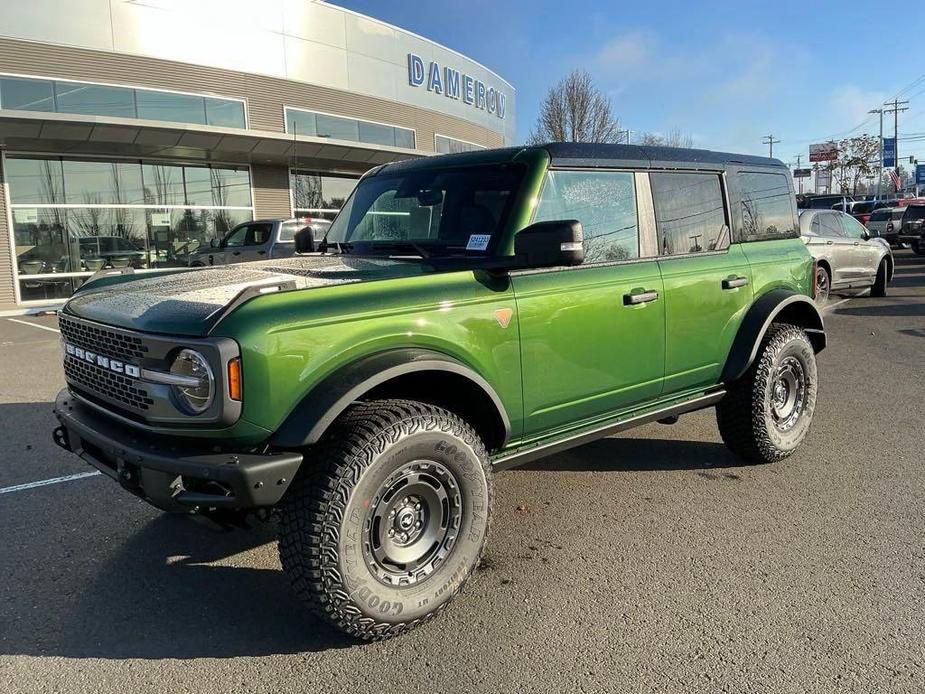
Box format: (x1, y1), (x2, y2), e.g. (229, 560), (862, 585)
(53, 389), (302, 512)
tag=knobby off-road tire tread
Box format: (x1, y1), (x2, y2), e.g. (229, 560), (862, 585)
(717, 323), (814, 464)
(278, 398), (493, 641)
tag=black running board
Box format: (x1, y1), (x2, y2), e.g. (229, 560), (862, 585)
(491, 390), (726, 471)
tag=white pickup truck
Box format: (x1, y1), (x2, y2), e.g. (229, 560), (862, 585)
(189, 217), (330, 266)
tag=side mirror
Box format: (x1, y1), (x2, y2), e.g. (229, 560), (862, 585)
(861, 230), (870, 240)
(210, 238), (219, 248)
(513, 220), (584, 268)
(294, 227), (315, 254)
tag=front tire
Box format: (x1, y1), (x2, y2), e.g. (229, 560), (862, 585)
(871, 259), (888, 297)
(717, 324), (818, 463)
(278, 399), (492, 641)
(814, 265), (830, 305)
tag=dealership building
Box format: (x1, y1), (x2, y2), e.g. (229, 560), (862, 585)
(0, 0), (515, 311)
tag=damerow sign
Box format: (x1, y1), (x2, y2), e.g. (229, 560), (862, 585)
(407, 53), (506, 120)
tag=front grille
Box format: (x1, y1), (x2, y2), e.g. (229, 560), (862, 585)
(59, 315), (148, 360)
(64, 357), (154, 412)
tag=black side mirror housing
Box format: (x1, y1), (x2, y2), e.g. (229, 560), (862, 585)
(294, 227), (315, 254)
(861, 229), (870, 240)
(513, 220), (584, 268)
(209, 238), (219, 248)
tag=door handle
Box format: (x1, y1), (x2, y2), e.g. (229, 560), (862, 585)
(258, 250), (266, 255)
(623, 290), (659, 305)
(232, 251), (241, 256)
(826, 240), (834, 245)
(853, 241), (860, 246)
(722, 276), (749, 290)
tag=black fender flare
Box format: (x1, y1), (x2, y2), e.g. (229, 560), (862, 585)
(721, 290), (826, 384)
(271, 348), (511, 448)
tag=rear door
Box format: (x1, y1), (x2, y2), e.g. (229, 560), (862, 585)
(815, 212), (854, 285)
(513, 169), (665, 438)
(652, 170), (752, 395)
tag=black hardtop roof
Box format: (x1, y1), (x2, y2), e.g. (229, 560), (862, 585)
(541, 142), (785, 170)
(378, 142), (785, 175)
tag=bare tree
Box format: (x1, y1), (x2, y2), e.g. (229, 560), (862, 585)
(528, 70), (621, 144)
(639, 128), (693, 148)
(812, 135), (880, 195)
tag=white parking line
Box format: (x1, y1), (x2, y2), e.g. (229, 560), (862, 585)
(7, 318), (60, 334)
(0, 471), (101, 495)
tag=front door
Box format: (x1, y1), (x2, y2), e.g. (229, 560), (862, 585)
(225, 222), (273, 263)
(513, 169), (665, 439)
(839, 213), (881, 282)
(650, 170), (754, 394)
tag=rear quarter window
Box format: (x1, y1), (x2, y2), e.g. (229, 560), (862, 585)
(737, 171), (798, 242)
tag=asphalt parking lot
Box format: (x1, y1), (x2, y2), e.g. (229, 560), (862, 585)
(1, 252), (924, 694)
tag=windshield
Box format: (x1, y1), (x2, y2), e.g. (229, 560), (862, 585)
(905, 206), (925, 221)
(323, 164), (525, 256)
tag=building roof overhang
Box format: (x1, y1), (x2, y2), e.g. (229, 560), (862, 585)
(0, 110), (426, 173)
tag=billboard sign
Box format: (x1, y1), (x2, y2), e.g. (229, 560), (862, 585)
(793, 168), (812, 178)
(883, 137), (896, 168)
(809, 142), (838, 162)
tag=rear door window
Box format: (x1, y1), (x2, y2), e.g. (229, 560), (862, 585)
(737, 171), (798, 241)
(649, 172), (728, 255)
(817, 213), (844, 237)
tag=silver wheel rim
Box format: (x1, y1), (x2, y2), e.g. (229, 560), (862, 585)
(815, 268), (829, 304)
(362, 460), (462, 587)
(770, 356), (806, 432)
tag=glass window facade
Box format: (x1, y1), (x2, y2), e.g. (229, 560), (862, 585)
(8, 155), (253, 302)
(285, 108), (415, 149)
(434, 135), (485, 154)
(291, 170), (359, 221)
(0, 74), (245, 129)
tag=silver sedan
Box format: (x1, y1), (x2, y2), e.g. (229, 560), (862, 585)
(799, 209), (894, 304)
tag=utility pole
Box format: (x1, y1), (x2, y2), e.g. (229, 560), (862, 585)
(793, 154), (804, 195)
(761, 134), (780, 158)
(869, 108), (883, 198)
(884, 99), (909, 192)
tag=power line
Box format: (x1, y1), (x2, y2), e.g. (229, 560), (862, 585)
(761, 134), (780, 158)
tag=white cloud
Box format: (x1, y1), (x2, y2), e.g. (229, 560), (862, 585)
(594, 31), (657, 77)
(829, 85), (888, 130)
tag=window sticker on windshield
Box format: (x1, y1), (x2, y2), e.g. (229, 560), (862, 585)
(466, 234), (491, 251)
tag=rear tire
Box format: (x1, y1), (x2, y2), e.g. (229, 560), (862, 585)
(717, 324), (818, 463)
(278, 399), (492, 641)
(871, 259), (888, 297)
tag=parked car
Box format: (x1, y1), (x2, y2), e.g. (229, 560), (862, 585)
(799, 209), (893, 303)
(866, 206), (906, 247)
(797, 193), (854, 210)
(897, 204), (925, 255)
(188, 219), (315, 266)
(52, 143), (826, 640)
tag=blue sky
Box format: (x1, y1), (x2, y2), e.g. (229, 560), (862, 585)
(331, 0), (925, 167)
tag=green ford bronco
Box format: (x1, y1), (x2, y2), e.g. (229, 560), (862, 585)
(53, 143), (825, 640)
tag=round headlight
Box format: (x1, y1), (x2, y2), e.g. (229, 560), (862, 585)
(169, 349), (214, 414)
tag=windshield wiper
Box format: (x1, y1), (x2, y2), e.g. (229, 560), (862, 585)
(361, 241), (433, 258)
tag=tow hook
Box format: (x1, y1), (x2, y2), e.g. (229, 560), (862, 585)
(52, 426), (71, 452)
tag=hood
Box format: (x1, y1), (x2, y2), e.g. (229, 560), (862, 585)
(64, 255), (427, 336)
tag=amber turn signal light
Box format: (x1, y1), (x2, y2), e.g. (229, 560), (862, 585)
(228, 357), (242, 401)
